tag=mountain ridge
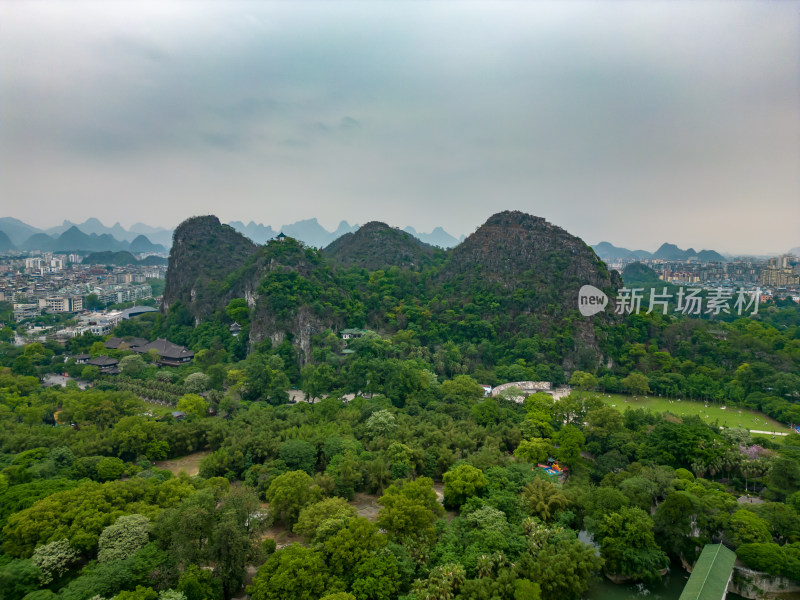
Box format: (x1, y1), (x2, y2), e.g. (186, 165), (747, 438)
(163, 210), (621, 369)
(16, 226), (167, 254)
(593, 241), (726, 262)
(323, 221), (443, 270)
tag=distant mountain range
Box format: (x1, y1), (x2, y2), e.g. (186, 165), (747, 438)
(0, 216), (466, 253)
(228, 218), (465, 248)
(403, 226), (464, 248)
(0, 218), (171, 254)
(0, 219), (168, 254)
(592, 241), (727, 263)
(4, 215), (791, 258)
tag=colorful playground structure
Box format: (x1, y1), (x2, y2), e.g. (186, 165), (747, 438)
(537, 460), (567, 477)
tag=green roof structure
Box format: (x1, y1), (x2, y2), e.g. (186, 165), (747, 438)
(679, 544), (736, 600)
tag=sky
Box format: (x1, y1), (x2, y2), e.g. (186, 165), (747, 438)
(1, 1), (798, 254)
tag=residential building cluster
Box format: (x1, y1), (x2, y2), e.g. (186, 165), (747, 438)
(12, 306), (159, 346)
(0, 254), (166, 321)
(611, 255), (800, 298)
(760, 254), (800, 288)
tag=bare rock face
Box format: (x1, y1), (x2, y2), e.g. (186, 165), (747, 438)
(163, 215), (258, 323)
(323, 221), (442, 270)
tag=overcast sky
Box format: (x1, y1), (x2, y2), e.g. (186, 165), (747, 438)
(1, 1), (798, 254)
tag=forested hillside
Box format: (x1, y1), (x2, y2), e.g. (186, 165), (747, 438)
(0, 211), (799, 600)
(163, 211), (621, 370)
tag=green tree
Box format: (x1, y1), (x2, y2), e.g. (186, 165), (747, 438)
(443, 464), (488, 509)
(210, 512), (250, 599)
(58, 543), (167, 600)
(726, 510), (772, 547)
(177, 394), (209, 419)
(294, 497), (358, 542)
(365, 410), (397, 439)
(350, 551), (401, 600)
(225, 298), (250, 326)
(569, 371), (597, 395)
(553, 425), (585, 469)
(98, 514), (152, 562)
(768, 457), (800, 499)
(115, 586), (159, 600)
(585, 406), (624, 446)
(81, 365), (100, 381)
(265, 471), (321, 526)
(85, 294), (103, 310)
(619, 476), (659, 512)
(736, 542), (786, 576)
(0, 559), (41, 600)
(89, 341), (107, 356)
(31, 539), (79, 585)
(514, 438), (552, 465)
(596, 507), (668, 582)
(184, 372), (211, 394)
(301, 363), (336, 404)
(522, 477), (569, 522)
(518, 528), (601, 600)
(440, 375), (485, 404)
(411, 564), (466, 600)
(119, 354), (146, 377)
(178, 564), (223, 600)
(653, 491), (702, 558)
(248, 544), (332, 600)
(152, 489), (217, 568)
(471, 398), (501, 426)
(279, 439), (317, 474)
(323, 517), (385, 580)
(4, 479), (193, 557)
(243, 354), (290, 404)
(377, 476), (444, 550)
(621, 372), (650, 396)
(96, 456), (126, 482)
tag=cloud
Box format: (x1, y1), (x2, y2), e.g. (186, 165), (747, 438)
(0, 1), (798, 253)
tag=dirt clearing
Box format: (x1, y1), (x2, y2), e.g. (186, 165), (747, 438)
(155, 450), (211, 477)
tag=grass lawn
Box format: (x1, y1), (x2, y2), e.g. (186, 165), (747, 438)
(592, 392), (791, 435)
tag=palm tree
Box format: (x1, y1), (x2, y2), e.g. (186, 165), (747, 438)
(741, 462), (757, 494)
(522, 477), (569, 522)
(691, 459), (707, 478)
(707, 456), (724, 478)
(476, 555), (493, 579)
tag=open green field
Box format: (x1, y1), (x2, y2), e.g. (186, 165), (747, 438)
(594, 393), (791, 435)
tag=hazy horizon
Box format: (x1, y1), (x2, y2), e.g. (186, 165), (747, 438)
(4, 212), (797, 257)
(2, 2), (799, 254)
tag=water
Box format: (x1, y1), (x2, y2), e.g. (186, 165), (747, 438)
(582, 565), (748, 600)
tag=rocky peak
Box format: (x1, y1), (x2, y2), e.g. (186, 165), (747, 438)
(163, 215), (258, 320)
(323, 220), (441, 270)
